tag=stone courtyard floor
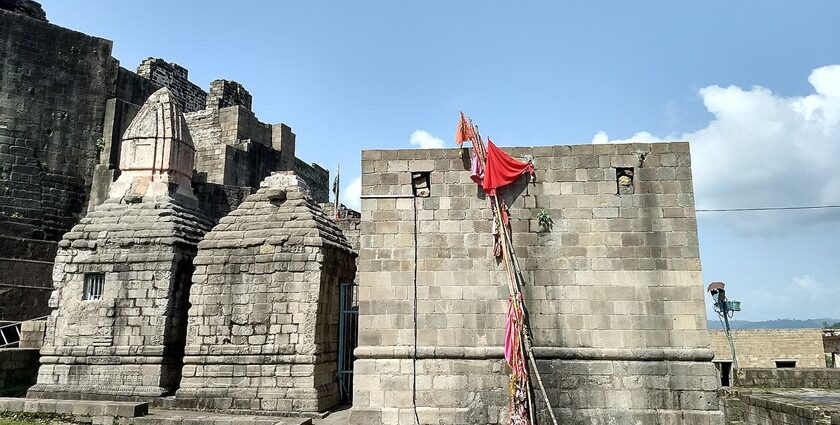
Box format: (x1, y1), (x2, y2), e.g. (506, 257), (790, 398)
(311, 406), (350, 425)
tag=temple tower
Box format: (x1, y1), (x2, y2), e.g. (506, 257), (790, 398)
(28, 88), (213, 400)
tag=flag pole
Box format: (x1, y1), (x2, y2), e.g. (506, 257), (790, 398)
(462, 112), (557, 425)
(334, 164), (340, 219)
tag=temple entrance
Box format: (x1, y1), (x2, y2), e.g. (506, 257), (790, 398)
(337, 282), (358, 402)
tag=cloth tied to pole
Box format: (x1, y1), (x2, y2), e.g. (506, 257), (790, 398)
(455, 111), (477, 146)
(483, 140), (535, 195)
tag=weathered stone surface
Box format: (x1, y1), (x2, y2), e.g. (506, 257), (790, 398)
(0, 7), (118, 319)
(176, 172), (356, 414)
(136, 58), (207, 113)
(185, 101), (329, 203)
(109, 88), (196, 203)
(0, 0), (46, 21)
(351, 143), (724, 424)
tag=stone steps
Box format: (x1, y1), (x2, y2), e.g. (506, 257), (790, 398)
(0, 398), (315, 425)
(0, 397), (148, 421)
(123, 409), (312, 425)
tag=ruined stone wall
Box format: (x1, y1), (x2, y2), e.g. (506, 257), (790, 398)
(294, 158), (329, 203)
(0, 8), (118, 320)
(206, 80), (252, 110)
(711, 329), (826, 368)
(136, 58), (206, 113)
(185, 106), (329, 203)
(735, 368), (840, 389)
(351, 143), (723, 424)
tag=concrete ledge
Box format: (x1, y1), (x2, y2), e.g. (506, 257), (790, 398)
(354, 345), (715, 361)
(0, 397), (149, 417)
(27, 384), (168, 400)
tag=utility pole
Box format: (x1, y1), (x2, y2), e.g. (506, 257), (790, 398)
(708, 281), (741, 371)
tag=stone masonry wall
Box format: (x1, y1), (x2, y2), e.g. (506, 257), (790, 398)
(0, 8), (118, 320)
(206, 80), (252, 110)
(294, 158), (329, 203)
(185, 105), (329, 203)
(711, 329), (826, 368)
(351, 143), (723, 425)
(322, 203), (361, 253)
(736, 368), (840, 389)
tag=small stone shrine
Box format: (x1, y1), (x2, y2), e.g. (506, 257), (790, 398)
(28, 88), (213, 399)
(175, 171), (357, 413)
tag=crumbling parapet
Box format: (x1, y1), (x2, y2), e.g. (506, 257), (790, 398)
(206, 79), (253, 110)
(175, 171), (356, 413)
(136, 58), (207, 113)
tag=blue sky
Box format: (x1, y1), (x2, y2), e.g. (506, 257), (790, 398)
(42, 1), (840, 321)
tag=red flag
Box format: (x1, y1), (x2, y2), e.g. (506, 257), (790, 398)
(482, 140), (534, 195)
(455, 111), (476, 146)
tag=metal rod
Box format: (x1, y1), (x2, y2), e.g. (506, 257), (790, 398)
(723, 313), (739, 370)
(359, 194), (416, 199)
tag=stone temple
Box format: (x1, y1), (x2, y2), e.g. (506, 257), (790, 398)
(29, 88), (214, 399)
(176, 172), (356, 412)
(5, 2), (807, 424)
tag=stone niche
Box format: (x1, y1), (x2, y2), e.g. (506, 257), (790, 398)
(351, 144), (724, 425)
(175, 172), (357, 413)
(28, 88), (213, 400)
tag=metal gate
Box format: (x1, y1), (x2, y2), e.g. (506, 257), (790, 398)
(337, 282), (358, 403)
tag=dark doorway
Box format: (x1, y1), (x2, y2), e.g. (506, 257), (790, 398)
(715, 361), (733, 387)
(775, 360), (797, 368)
(160, 258), (195, 394)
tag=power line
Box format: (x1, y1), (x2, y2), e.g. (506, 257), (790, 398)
(696, 205), (840, 213)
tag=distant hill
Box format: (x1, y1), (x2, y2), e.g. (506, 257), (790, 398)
(707, 318), (840, 330)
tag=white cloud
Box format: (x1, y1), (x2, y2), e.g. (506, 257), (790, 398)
(341, 176), (362, 211)
(593, 64), (840, 233)
(409, 129), (445, 149)
(737, 274), (840, 320)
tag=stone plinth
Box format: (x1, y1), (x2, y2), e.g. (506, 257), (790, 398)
(350, 143), (724, 424)
(27, 196), (212, 400)
(175, 172), (356, 414)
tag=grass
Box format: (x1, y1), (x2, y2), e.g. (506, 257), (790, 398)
(0, 413), (77, 425)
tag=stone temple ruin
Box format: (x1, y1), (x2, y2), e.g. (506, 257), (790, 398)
(6, 2), (837, 425)
(176, 172), (356, 412)
(28, 88), (214, 400)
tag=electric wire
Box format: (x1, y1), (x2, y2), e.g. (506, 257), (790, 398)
(696, 204), (840, 212)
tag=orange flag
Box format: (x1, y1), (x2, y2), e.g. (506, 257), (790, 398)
(455, 111), (476, 146)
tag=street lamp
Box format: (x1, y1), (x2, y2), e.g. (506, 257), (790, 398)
(708, 281), (741, 371)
